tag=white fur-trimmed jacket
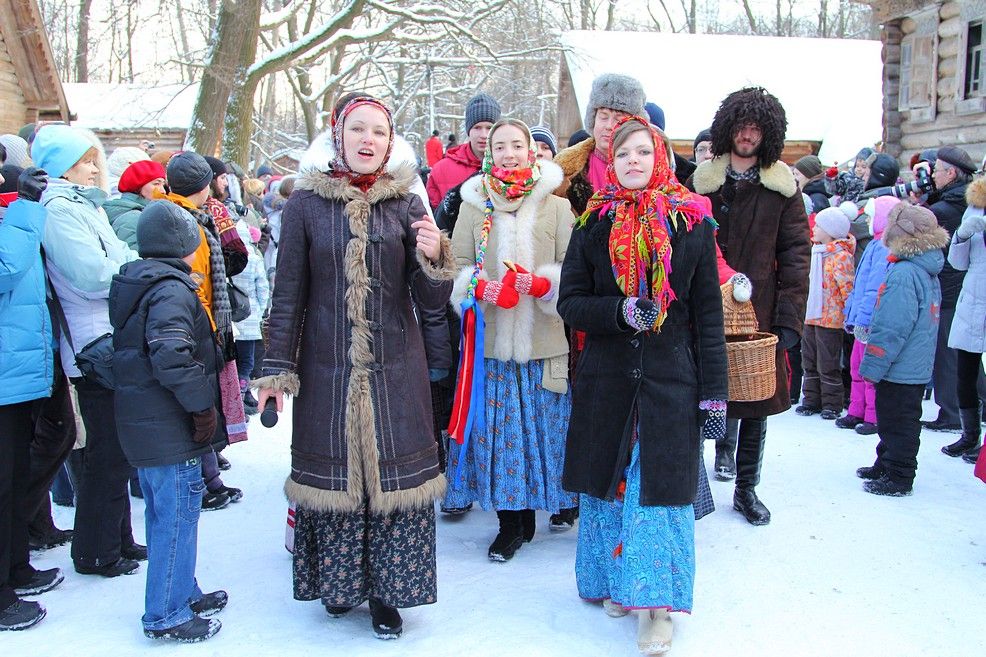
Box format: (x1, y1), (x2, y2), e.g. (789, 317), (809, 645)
(450, 160), (575, 392)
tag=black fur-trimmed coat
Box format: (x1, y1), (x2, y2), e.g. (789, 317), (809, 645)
(259, 165), (456, 515)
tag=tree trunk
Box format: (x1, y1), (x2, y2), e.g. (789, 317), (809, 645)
(186, 0), (262, 157)
(74, 0), (92, 82)
(740, 0), (758, 34)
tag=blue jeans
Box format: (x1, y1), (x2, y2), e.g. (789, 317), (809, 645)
(138, 457), (205, 631)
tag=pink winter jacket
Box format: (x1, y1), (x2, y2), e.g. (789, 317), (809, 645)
(425, 142), (482, 209)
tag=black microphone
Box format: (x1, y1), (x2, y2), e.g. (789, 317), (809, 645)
(260, 398), (279, 428)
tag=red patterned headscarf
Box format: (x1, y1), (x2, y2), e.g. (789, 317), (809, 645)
(577, 116), (714, 330)
(329, 96), (395, 192)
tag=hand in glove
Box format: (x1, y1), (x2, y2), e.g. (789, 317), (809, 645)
(17, 167), (48, 202)
(621, 297), (660, 332)
(772, 326), (799, 351)
(729, 273), (753, 303)
(956, 211), (986, 240)
(852, 325), (871, 344)
(475, 279), (519, 309)
(700, 399), (728, 442)
(502, 261), (553, 299)
(191, 407), (218, 443)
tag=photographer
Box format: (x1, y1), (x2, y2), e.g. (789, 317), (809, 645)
(925, 146), (981, 433)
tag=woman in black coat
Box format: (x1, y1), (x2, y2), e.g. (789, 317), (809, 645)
(557, 117), (727, 655)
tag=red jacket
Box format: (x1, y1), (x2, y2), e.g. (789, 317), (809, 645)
(425, 136), (444, 167)
(426, 142), (481, 208)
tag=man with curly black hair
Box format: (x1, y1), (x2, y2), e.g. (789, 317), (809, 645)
(687, 87), (810, 526)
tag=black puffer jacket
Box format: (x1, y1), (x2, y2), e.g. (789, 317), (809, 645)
(930, 181), (970, 307)
(802, 178), (831, 213)
(110, 258), (224, 468)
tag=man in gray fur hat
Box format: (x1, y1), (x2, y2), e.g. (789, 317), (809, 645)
(553, 73), (646, 215)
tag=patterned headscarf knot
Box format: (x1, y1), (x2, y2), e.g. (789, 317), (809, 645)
(481, 119), (541, 202)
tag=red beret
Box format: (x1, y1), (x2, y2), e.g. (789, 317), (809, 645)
(118, 160), (167, 194)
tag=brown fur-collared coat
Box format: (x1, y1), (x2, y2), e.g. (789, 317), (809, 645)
(258, 164), (455, 515)
(687, 155), (810, 419)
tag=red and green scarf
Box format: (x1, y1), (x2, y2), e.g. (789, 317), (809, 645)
(577, 116), (714, 330)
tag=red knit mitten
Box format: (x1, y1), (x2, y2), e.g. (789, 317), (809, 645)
(503, 264), (553, 299)
(476, 279), (519, 309)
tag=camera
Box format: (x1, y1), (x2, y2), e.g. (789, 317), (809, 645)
(862, 166), (935, 200)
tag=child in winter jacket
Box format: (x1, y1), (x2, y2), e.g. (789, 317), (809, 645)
(797, 207), (855, 419)
(233, 222), (269, 415)
(858, 204), (950, 496)
(839, 197), (900, 434)
(109, 201), (228, 642)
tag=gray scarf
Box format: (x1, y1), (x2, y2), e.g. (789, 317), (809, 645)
(193, 209), (232, 335)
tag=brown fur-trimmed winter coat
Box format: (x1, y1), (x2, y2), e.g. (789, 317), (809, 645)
(687, 155), (810, 419)
(259, 164), (455, 515)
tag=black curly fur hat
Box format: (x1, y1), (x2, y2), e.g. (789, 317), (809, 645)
(709, 87), (787, 166)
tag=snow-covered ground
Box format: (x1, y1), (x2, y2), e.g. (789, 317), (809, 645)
(8, 400), (985, 657)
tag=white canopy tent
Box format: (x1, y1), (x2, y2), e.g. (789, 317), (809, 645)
(559, 31), (884, 165)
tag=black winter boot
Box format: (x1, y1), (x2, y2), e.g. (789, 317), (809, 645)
(714, 419), (738, 481)
(962, 446), (981, 464)
(369, 599), (402, 639)
(942, 407), (982, 457)
(488, 511), (524, 561)
(733, 418), (771, 526)
(520, 509), (536, 542)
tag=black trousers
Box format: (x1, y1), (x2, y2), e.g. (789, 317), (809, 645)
(27, 365), (76, 536)
(874, 381), (925, 484)
(788, 339), (803, 403)
(802, 325), (845, 411)
(0, 402), (37, 609)
(956, 349), (986, 410)
(70, 378), (135, 568)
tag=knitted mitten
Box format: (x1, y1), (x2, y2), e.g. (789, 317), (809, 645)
(700, 399), (728, 442)
(476, 279), (520, 309)
(503, 264), (553, 299)
(621, 297), (660, 332)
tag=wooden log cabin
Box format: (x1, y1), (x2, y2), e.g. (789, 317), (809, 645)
(869, 0), (986, 169)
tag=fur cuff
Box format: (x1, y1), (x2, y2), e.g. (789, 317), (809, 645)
(416, 232), (456, 281)
(251, 372), (300, 396)
(451, 267), (487, 316)
(533, 262), (563, 317)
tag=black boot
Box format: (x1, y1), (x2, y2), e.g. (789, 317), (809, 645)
(714, 419), (738, 481)
(520, 509), (536, 543)
(962, 446), (981, 464)
(488, 510), (524, 562)
(369, 599), (402, 639)
(733, 418), (771, 526)
(942, 407), (982, 457)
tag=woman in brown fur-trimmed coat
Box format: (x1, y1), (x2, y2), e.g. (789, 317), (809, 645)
(255, 96), (455, 640)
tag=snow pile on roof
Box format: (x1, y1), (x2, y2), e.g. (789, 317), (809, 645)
(561, 31), (884, 164)
(63, 83), (199, 131)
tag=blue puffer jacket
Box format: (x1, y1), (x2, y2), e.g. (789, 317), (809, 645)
(0, 198), (54, 405)
(844, 238), (891, 330)
(860, 225), (950, 385)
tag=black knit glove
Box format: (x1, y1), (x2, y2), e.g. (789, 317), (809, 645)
(700, 399), (727, 442)
(621, 297), (660, 332)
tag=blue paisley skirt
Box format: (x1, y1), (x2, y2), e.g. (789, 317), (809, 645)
(444, 358), (577, 513)
(575, 443), (695, 612)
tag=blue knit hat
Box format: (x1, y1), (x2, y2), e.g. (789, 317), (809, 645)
(465, 93), (501, 133)
(530, 125), (557, 156)
(645, 102), (666, 131)
(32, 125), (93, 178)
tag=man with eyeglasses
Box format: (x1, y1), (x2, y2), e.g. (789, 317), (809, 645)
(686, 87), (810, 526)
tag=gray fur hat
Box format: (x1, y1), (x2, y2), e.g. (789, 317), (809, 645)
(584, 74), (646, 130)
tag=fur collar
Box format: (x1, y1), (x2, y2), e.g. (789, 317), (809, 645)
(295, 163), (418, 204)
(554, 137), (596, 178)
(692, 155), (798, 198)
(459, 160), (564, 211)
(967, 177), (986, 209)
(885, 225), (951, 258)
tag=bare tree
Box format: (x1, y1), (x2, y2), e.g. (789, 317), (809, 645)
(74, 0), (93, 82)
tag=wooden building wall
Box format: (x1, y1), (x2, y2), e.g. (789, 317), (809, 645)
(879, 0), (986, 169)
(0, 32), (28, 134)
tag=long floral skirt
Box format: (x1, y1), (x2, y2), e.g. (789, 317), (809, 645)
(292, 502), (437, 609)
(444, 358), (577, 513)
(575, 443), (695, 612)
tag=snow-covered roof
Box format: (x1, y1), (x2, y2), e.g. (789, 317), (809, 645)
(64, 82), (198, 131)
(561, 31), (884, 164)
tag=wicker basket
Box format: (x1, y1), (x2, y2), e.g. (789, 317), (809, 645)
(720, 284), (778, 402)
